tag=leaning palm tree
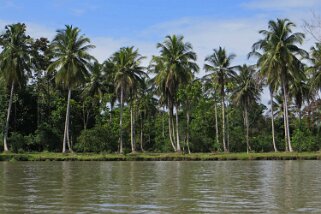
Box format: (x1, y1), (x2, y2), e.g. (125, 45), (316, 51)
(250, 19), (308, 152)
(151, 35), (198, 152)
(109, 47), (146, 154)
(81, 62), (106, 130)
(0, 23), (31, 152)
(83, 62), (106, 98)
(233, 65), (261, 153)
(289, 79), (312, 127)
(204, 47), (236, 152)
(48, 25), (95, 153)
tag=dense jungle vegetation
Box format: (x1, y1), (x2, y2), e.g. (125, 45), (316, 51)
(1, 18), (321, 154)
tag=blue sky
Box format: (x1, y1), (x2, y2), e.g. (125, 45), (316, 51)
(1, 0), (320, 61)
(1, 0), (321, 103)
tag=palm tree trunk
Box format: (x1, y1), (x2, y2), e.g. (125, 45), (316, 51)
(214, 102), (219, 150)
(110, 102), (114, 122)
(119, 86), (124, 154)
(283, 103), (289, 152)
(63, 89), (72, 153)
(82, 102), (87, 130)
(298, 107), (302, 130)
(270, 91), (278, 152)
(307, 100), (311, 130)
(222, 96), (227, 152)
(140, 114), (144, 152)
(130, 102), (136, 153)
(186, 110), (191, 154)
(3, 82), (14, 152)
(168, 101), (176, 151)
(226, 104), (230, 151)
(175, 104), (181, 152)
(162, 107), (165, 138)
(283, 83), (293, 152)
(244, 107), (250, 153)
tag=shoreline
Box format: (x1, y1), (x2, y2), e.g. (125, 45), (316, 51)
(1, 152), (321, 161)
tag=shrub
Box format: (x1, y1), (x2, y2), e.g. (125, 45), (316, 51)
(292, 129), (317, 152)
(76, 125), (118, 153)
(34, 123), (61, 152)
(8, 132), (26, 153)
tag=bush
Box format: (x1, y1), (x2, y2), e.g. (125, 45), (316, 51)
(251, 135), (274, 152)
(292, 129), (317, 152)
(34, 123), (61, 152)
(8, 132), (26, 153)
(75, 125), (118, 153)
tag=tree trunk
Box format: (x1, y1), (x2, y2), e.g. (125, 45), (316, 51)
(162, 107), (165, 138)
(270, 91), (278, 152)
(82, 102), (87, 130)
(110, 102), (114, 122)
(168, 101), (176, 151)
(3, 82), (14, 152)
(222, 96), (227, 152)
(186, 110), (191, 154)
(214, 102), (219, 150)
(283, 83), (293, 152)
(62, 89), (72, 153)
(307, 100), (311, 130)
(130, 102), (136, 153)
(140, 114), (144, 152)
(244, 107), (250, 154)
(298, 107), (302, 130)
(226, 104), (230, 151)
(175, 104), (181, 152)
(119, 86), (124, 154)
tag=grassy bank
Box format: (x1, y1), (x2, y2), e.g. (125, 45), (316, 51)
(1, 152), (321, 161)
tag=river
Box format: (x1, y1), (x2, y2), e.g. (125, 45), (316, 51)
(0, 161), (321, 213)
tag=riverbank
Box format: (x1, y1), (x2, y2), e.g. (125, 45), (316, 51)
(1, 152), (321, 161)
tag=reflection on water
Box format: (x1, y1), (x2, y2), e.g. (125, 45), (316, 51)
(0, 161), (321, 213)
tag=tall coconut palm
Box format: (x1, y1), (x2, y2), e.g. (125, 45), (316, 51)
(81, 62), (106, 130)
(109, 47), (146, 154)
(204, 47), (236, 152)
(233, 65), (261, 153)
(310, 43), (321, 94)
(307, 43), (321, 128)
(0, 23), (31, 152)
(48, 25), (95, 153)
(290, 79), (312, 127)
(250, 19), (308, 152)
(151, 35), (198, 152)
(83, 62), (106, 98)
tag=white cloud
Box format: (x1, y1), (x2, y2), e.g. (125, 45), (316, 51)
(243, 0), (321, 10)
(144, 17), (268, 71)
(89, 37), (157, 65)
(0, 8), (319, 106)
(0, 19), (55, 39)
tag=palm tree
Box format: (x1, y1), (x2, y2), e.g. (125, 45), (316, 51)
(233, 65), (261, 153)
(83, 62), (106, 98)
(48, 25), (95, 153)
(0, 23), (31, 152)
(151, 35), (198, 152)
(290, 79), (312, 127)
(109, 46), (146, 153)
(204, 47), (236, 152)
(137, 83), (158, 151)
(250, 19), (308, 152)
(308, 43), (321, 129)
(81, 62), (106, 130)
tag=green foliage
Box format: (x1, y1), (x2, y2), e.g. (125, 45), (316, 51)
(76, 125), (118, 153)
(292, 129), (318, 152)
(34, 123), (61, 152)
(1, 21), (321, 154)
(8, 132), (25, 153)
